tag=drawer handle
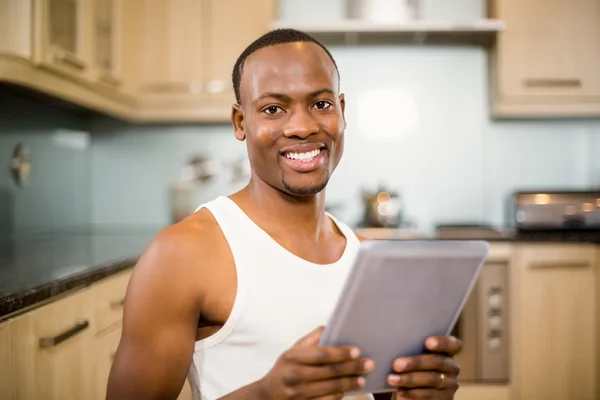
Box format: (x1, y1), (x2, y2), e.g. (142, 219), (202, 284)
(39, 319), (89, 348)
(110, 298), (125, 308)
(523, 78), (581, 88)
(53, 51), (86, 70)
(529, 261), (591, 270)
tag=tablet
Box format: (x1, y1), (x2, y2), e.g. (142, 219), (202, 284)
(319, 240), (489, 395)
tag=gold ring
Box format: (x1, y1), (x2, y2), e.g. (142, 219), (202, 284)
(435, 373), (446, 390)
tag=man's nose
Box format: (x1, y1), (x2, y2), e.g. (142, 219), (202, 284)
(282, 109), (319, 139)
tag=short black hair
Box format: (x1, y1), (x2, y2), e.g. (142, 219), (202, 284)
(231, 28), (339, 104)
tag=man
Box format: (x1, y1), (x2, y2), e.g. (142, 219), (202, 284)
(107, 28), (462, 400)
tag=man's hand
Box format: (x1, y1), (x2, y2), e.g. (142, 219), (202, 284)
(256, 326), (376, 400)
(386, 335), (462, 400)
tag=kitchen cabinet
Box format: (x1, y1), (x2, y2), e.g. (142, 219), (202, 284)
(1, 0), (276, 123)
(455, 384), (510, 400)
(0, 267), (194, 400)
(94, 326), (121, 400)
(126, 0), (277, 122)
(490, 0), (600, 118)
(11, 287), (96, 400)
(0, 320), (15, 400)
(0, 0), (33, 59)
(92, 0), (123, 90)
(35, 0), (91, 80)
(511, 243), (597, 400)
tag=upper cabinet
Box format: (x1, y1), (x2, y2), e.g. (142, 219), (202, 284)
(0, 0), (276, 123)
(123, 0), (276, 122)
(93, 0), (123, 89)
(36, 0), (90, 79)
(491, 0), (600, 118)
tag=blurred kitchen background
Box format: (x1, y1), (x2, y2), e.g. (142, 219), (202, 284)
(2, 1), (600, 400)
(1, 0), (598, 237)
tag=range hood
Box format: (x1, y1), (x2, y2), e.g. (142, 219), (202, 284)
(270, 18), (506, 47)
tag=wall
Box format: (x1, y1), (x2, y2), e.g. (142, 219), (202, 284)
(90, 0), (600, 234)
(0, 88), (92, 236)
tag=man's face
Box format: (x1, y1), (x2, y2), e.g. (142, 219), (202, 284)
(233, 42), (345, 197)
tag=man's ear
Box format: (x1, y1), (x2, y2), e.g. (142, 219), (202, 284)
(232, 103), (245, 141)
(339, 93), (346, 129)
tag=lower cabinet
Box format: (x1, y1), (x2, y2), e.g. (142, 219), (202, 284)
(11, 288), (96, 400)
(0, 267), (194, 400)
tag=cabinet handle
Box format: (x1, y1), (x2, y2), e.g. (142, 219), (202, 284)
(529, 261), (591, 270)
(110, 298), (125, 308)
(523, 78), (582, 88)
(53, 51), (86, 70)
(142, 82), (202, 94)
(99, 73), (122, 87)
(39, 319), (90, 348)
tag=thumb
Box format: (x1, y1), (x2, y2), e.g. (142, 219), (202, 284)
(294, 326), (324, 347)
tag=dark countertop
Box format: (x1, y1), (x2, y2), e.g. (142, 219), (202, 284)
(0, 228), (160, 321)
(2, 225), (599, 321)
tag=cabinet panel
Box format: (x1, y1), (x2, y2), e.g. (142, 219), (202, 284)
(0, 0), (33, 58)
(513, 245), (596, 400)
(202, 0), (277, 101)
(38, 0), (91, 77)
(12, 289), (95, 400)
(93, 0), (122, 88)
(0, 320), (15, 400)
(91, 268), (132, 335)
(492, 0), (600, 117)
(455, 384), (510, 400)
(95, 326), (121, 400)
(136, 0), (205, 95)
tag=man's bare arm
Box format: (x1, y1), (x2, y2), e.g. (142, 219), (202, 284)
(106, 225), (204, 400)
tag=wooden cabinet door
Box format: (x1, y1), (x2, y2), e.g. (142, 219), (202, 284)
(12, 289), (95, 400)
(37, 0), (91, 78)
(93, 0), (122, 89)
(492, 0), (600, 117)
(0, 320), (15, 400)
(135, 0), (205, 96)
(94, 326), (121, 400)
(512, 244), (597, 400)
(201, 0), (277, 103)
(0, 0), (33, 58)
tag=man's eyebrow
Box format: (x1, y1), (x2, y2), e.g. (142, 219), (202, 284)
(253, 92), (291, 104)
(253, 88), (336, 104)
(309, 88), (335, 98)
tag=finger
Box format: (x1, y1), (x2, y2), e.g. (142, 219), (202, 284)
(424, 335), (462, 356)
(392, 354), (459, 375)
(300, 357), (375, 381)
(285, 345), (361, 366)
(295, 326), (325, 347)
(387, 372), (459, 391)
(301, 376), (366, 398)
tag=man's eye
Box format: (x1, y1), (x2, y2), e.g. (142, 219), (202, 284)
(264, 106), (283, 115)
(313, 101), (332, 110)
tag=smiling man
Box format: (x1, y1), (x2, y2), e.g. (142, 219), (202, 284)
(106, 29), (462, 400)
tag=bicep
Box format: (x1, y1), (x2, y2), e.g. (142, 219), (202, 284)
(107, 237), (202, 400)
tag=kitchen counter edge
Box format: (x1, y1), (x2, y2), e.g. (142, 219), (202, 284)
(0, 257), (138, 322)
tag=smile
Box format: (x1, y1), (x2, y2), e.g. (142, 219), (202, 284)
(283, 148), (322, 162)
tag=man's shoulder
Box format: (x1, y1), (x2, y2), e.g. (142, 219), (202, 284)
(138, 208), (224, 272)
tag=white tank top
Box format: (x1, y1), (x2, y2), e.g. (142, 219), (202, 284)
(188, 196), (374, 400)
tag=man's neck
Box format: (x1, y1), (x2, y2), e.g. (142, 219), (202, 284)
(235, 179), (329, 240)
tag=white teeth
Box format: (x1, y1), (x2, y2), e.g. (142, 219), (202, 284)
(284, 149), (321, 162)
